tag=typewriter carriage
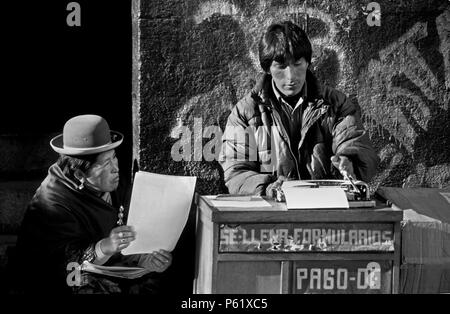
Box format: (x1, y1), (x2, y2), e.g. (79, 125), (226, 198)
(275, 180), (371, 203)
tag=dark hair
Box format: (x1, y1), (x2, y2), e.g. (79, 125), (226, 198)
(57, 154), (99, 184)
(258, 21), (312, 72)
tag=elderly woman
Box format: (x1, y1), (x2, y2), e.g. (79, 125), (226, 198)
(14, 115), (172, 294)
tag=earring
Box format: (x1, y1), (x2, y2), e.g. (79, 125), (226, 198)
(78, 178), (85, 190)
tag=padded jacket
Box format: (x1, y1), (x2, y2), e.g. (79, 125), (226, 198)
(219, 71), (379, 195)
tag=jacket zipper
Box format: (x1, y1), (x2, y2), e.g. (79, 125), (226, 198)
(271, 99), (329, 179)
(298, 100), (329, 150)
(270, 105), (301, 179)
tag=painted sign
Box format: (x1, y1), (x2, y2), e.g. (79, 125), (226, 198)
(219, 223), (394, 252)
(294, 260), (392, 294)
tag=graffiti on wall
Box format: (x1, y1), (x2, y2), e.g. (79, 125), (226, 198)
(161, 0), (450, 192)
(359, 9), (450, 188)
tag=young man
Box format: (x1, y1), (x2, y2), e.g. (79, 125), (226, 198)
(219, 21), (379, 197)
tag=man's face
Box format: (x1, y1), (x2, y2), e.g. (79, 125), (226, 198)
(269, 57), (309, 97)
(86, 149), (120, 192)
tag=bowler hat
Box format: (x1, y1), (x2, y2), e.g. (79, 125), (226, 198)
(50, 115), (123, 156)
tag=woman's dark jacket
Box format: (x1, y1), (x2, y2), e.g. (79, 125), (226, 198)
(13, 163), (129, 294)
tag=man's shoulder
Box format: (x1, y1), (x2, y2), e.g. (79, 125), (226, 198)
(318, 85), (347, 106)
(305, 71), (347, 107)
(233, 73), (273, 120)
(232, 91), (261, 121)
(317, 85), (360, 116)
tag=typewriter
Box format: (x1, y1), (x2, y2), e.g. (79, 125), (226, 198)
(275, 179), (374, 208)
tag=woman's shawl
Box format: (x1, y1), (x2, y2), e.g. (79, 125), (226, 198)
(14, 163), (122, 293)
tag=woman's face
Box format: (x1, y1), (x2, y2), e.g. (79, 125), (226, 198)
(85, 149), (120, 192)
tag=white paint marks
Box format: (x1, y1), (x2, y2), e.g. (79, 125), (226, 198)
(436, 10), (450, 103)
(193, 0), (240, 24)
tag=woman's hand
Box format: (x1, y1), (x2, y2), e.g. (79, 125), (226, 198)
(139, 250), (172, 273)
(100, 225), (136, 256)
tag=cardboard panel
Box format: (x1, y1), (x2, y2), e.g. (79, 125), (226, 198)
(400, 263), (450, 294)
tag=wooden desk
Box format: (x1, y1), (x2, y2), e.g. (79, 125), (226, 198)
(193, 195), (402, 294)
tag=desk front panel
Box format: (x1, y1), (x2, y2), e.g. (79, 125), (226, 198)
(216, 261), (283, 294)
(293, 260), (392, 294)
(219, 223), (395, 253)
(195, 196), (401, 294)
(214, 259), (392, 294)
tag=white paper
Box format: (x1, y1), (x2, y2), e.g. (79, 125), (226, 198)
(282, 186), (349, 209)
(209, 196), (273, 209)
(122, 171), (197, 255)
(81, 261), (151, 279)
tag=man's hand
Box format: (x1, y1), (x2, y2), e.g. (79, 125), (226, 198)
(139, 250), (173, 273)
(331, 155), (356, 180)
(265, 176), (286, 199)
(100, 225), (136, 256)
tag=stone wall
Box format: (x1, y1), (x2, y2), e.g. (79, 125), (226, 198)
(133, 0), (450, 194)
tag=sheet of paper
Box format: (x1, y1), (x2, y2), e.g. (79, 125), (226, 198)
(84, 264), (144, 272)
(81, 262), (151, 279)
(122, 171), (197, 255)
(282, 186), (349, 209)
(209, 195), (273, 210)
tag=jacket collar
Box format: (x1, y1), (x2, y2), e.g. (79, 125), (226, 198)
(48, 163), (115, 205)
(271, 79), (306, 112)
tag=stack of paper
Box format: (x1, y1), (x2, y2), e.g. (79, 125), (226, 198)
(81, 261), (151, 279)
(376, 187), (450, 293)
(281, 180), (349, 209)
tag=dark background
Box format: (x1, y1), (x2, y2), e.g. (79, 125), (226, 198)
(1, 0), (132, 172)
(0, 1), (197, 294)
